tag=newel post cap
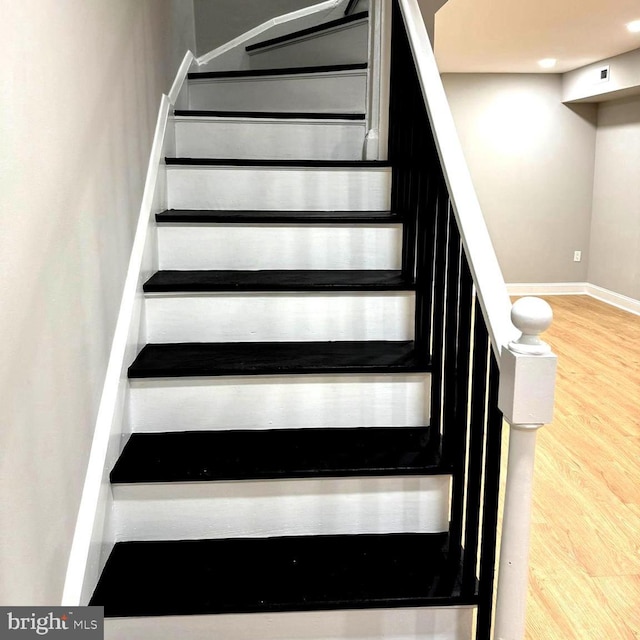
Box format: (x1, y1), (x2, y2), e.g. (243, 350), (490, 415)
(499, 297), (557, 425)
(509, 297), (553, 355)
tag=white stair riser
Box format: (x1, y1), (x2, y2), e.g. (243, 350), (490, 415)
(174, 119), (366, 160)
(157, 225), (402, 270)
(145, 293), (415, 342)
(129, 374), (430, 432)
(188, 71), (367, 112)
(112, 475), (451, 540)
(106, 606), (474, 640)
(248, 22), (369, 70)
(166, 167), (391, 211)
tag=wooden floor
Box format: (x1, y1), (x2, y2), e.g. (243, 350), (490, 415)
(500, 296), (640, 639)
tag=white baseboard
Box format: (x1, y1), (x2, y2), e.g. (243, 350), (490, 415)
(506, 282), (588, 296)
(586, 283), (640, 316)
(506, 282), (640, 316)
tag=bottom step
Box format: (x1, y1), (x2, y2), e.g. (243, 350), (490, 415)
(91, 533), (473, 618)
(105, 606), (474, 640)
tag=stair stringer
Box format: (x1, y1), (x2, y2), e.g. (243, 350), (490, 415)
(61, 52), (195, 607)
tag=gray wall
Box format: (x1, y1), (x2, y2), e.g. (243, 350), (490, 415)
(0, 0), (191, 605)
(171, 0), (197, 70)
(589, 95), (640, 300)
(193, 0), (322, 55)
(442, 73), (597, 283)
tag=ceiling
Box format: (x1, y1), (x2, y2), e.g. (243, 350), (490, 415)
(434, 0), (640, 73)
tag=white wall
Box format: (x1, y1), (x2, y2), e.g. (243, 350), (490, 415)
(589, 95), (640, 300)
(193, 0), (323, 56)
(0, 0), (191, 605)
(442, 73), (597, 283)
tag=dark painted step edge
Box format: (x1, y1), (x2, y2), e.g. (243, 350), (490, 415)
(112, 465), (452, 484)
(155, 210), (403, 224)
(188, 62), (367, 80)
(173, 110), (366, 120)
(165, 157), (391, 168)
(110, 427), (447, 484)
(90, 533), (475, 617)
(246, 12), (368, 53)
(143, 270), (416, 293)
(128, 362), (431, 379)
(100, 592), (478, 618)
(127, 339), (432, 379)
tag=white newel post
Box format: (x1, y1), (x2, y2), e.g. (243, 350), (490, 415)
(495, 297), (557, 640)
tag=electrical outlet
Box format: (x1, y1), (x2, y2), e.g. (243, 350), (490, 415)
(574, 251), (582, 262)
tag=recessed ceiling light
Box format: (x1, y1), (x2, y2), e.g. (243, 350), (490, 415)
(538, 58), (557, 69)
(627, 20), (640, 33)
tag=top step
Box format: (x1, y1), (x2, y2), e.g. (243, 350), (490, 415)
(188, 63), (367, 81)
(245, 12), (369, 54)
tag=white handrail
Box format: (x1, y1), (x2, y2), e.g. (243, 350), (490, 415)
(397, 0), (518, 359)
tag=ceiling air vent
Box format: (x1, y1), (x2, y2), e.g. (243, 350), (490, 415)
(596, 65), (610, 83)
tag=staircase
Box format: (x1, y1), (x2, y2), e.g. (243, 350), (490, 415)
(66, 2), (557, 639)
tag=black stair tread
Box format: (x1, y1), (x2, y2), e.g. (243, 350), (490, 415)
(143, 270), (415, 292)
(165, 157), (391, 167)
(188, 62), (367, 80)
(128, 341), (430, 379)
(110, 427), (447, 484)
(155, 209), (402, 224)
(246, 12), (369, 53)
(173, 110), (366, 120)
(90, 533), (472, 617)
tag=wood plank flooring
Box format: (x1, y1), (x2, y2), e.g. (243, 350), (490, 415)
(500, 295), (640, 639)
